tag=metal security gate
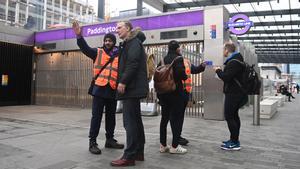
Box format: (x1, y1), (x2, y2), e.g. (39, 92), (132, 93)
(35, 51), (93, 108)
(35, 41), (204, 117)
(144, 41), (204, 117)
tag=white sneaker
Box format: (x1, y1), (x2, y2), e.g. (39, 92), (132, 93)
(159, 144), (170, 153)
(169, 145), (187, 154)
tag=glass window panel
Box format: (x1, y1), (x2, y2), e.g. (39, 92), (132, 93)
(249, 1), (271, 11)
(270, 0), (291, 10)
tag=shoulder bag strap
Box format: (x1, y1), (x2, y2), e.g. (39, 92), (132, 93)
(229, 59), (247, 93)
(170, 56), (183, 66)
(93, 55), (116, 80)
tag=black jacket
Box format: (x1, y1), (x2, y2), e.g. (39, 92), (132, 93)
(77, 36), (118, 98)
(191, 63), (205, 74)
(216, 53), (245, 94)
(116, 30), (149, 100)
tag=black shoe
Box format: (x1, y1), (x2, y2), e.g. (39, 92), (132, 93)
(89, 141), (101, 154)
(178, 136), (189, 146)
(105, 138), (124, 149)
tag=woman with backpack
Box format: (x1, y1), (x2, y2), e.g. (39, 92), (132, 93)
(156, 40), (188, 154)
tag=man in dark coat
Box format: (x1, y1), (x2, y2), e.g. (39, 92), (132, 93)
(72, 21), (124, 155)
(111, 21), (148, 167)
(214, 42), (248, 151)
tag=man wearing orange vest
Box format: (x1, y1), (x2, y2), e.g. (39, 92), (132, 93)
(72, 21), (124, 155)
(179, 59), (206, 145)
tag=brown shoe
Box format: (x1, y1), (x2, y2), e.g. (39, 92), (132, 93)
(110, 158), (135, 167)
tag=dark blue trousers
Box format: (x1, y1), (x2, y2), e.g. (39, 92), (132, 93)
(224, 94), (247, 142)
(89, 96), (117, 141)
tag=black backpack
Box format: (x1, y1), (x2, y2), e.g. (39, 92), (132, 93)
(230, 59), (261, 95)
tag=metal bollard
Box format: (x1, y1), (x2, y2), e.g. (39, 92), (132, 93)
(253, 94), (260, 125)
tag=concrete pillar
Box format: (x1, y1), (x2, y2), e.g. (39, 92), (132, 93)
(59, 0), (63, 24)
(51, 0), (55, 25)
(73, 3), (78, 20)
(137, 0), (143, 16)
(202, 6), (230, 120)
(79, 5), (82, 20)
(43, 0), (47, 29)
(163, 5), (168, 12)
(98, 0), (105, 19)
(85, 6), (89, 21)
(66, 0), (70, 24)
(15, 1), (19, 24)
(25, 0), (29, 23)
(86, 6), (89, 19)
(5, 0), (8, 25)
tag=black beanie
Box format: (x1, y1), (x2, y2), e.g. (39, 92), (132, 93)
(104, 33), (116, 45)
(168, 40), (180, 51)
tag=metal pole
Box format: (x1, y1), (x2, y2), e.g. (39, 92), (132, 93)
(253, 94), (260, 125)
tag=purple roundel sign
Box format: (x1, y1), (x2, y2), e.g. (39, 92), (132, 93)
(227, 14), (253, 35)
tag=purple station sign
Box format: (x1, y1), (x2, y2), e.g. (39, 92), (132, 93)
(227, 14), (253, 35)
(35, 10), (204, 43)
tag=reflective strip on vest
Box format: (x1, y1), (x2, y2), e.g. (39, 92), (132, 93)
(183, 58), (192, 93)
(93, 48), (119, 89)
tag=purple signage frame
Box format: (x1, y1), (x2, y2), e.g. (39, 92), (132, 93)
(227, 14), (253, 35)
(35, 10), (203, 43)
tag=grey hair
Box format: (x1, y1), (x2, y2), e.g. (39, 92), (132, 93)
(117, 20), (133, 31)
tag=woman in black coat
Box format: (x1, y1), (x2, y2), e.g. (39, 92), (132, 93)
(157, 40), (188, 154)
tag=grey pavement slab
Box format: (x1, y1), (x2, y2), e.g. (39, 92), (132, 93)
(0, 94), (300, 169)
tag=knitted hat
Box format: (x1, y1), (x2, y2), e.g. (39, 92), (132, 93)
(168, 40), (180, 51)
(104, 33), (116, 45)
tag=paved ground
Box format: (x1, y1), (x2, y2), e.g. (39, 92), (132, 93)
(0, 94), (300, 169)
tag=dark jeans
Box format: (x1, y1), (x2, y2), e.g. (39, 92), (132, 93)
(159, 93), (185, 147)
(179, 91), (190, 137)
(285, 92), (294, 101)
(122, 99), (145, 160)
(89, 96), (117, 141)
(224, 94), (247, 142)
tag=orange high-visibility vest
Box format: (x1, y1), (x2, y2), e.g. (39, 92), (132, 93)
(94, 48), (119, 89)
(182, 58), (192, 93)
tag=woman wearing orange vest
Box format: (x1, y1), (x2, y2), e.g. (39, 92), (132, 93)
(72, 21), (124, 155)
(179, 59), (206, 146)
